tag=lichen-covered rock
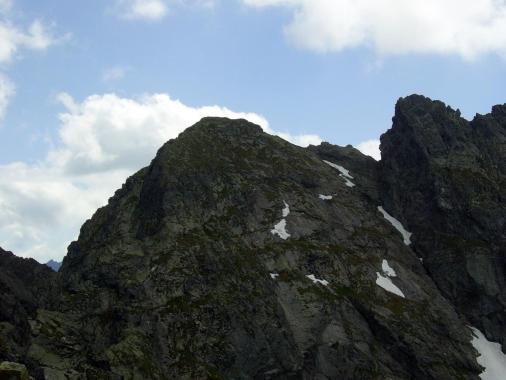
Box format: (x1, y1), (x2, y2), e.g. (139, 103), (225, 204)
(0, 361), (33, 380)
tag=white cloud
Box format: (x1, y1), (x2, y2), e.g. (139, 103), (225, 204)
(0, 20), (60, 64)
(0, 4), (65, 127)
(243, 0), (506, 59)
(357, 139), (380, 160)
(116, 0), (168, 21)
(0, 92), (321, 262)
(0, 73), (14, 122)
(102, 65), (129, 82)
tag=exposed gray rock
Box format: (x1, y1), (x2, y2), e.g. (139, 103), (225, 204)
(25, 117), (480, 379)
(379, 95), (506, 352)
(1, 95), (504, 379)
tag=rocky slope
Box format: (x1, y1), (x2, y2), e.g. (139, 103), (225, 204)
(0, 248), (56, 364)
(0, 95), (504, 379)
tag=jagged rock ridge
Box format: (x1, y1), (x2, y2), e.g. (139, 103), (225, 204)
(0, 95), (504, 379)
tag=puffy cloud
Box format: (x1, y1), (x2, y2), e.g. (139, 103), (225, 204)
(116, 0), (168, 21)
(0, 73), (14, 122)
(0, 92), (321, 262)
(357, 139), (381, 161)
(243, 0), (506, 59)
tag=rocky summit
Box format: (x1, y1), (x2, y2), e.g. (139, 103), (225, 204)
(0, 94), (505, 379)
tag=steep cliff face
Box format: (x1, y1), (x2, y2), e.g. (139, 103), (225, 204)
(1, 95), (505, 379)
(379, 95), (506, 352)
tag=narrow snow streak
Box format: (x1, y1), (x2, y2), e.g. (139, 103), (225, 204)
(376, 258), (405, 298)
(306, 274), (329, 286)
(470, 327), (506, 380)
(323, 160), (353, 179)
(270, 273), (279, 280)
(323, 160), (356, 188)
(341, 176), (355, 188)
(376, 273), (405, 298)
(271, 201), (291, 240)
(378, 206), (412, 245)
(319, 194), (333, 200)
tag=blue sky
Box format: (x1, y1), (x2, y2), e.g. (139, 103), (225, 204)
(1, 0), (506, 262)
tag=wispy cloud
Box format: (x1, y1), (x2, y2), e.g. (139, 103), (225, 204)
(115, 0), (168, 21)
(0, 73), (14, 122)
(102, 65), (130, 82)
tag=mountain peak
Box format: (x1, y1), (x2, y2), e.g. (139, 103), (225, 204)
(1, 96), (505, 379)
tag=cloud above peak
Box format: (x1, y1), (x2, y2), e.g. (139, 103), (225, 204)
(0, 92), (320, 263)
(244, 0), (506, 60)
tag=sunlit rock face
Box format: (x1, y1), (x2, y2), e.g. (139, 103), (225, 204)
(1, 95), (505, 379)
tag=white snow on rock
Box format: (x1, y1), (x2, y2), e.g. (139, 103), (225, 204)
(282, 201), (290, 217)
(270, 273), (279, 279)
(341, 177), (355, 188)
(271, 219), (290, 240)
(470, 326), (506, 380)
(378, 206), (412, 245)
(319, 194), (333, 200)
(376, 273), (405, 298)
(376, 258), (405, 298)
(306, 274), (329, 286)
(381, 259), (397, 277)
(323, 160), (356, 188)
(271, 201), (291, 240)
(323, 160), (353, 179)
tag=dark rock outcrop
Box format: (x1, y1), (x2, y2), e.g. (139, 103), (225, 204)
(379, 94), (506, 352)
(1, 96), (504, 379)
(0, 248), (56, 365)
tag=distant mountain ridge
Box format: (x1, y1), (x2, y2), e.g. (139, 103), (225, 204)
(44, 260), (61, 272)
(0, 94), (505, 379)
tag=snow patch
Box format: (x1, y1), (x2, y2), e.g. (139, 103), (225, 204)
(306, 274), (329, 286)
(381, 259), (397, 277)
(319, 194), (333, 200)
(282, 201), (290, 217)
(376, 273), (405, 298)
(271, 219), (290, 240)
(470, 326), (506, 380)
(271, 201), (291, 240)
(270, 273), (279, 280)
(378, 206), (412, 245)
(376, 258), (405, 298)
(323, 160), (356, 188)
(323, 160), (353, 179)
